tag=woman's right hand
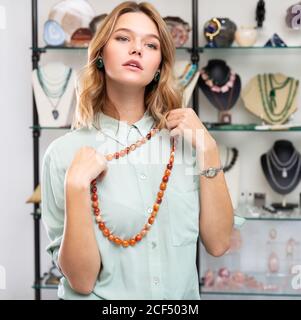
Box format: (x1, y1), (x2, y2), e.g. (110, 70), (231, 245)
(66, 146), (108, 188)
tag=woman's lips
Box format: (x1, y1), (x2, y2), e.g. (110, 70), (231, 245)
(123, 65), (143, 71)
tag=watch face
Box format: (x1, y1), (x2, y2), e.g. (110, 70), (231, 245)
(208, 168), (216, 177)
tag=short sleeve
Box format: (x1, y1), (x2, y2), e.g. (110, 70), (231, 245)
(41, 145), (66, 272)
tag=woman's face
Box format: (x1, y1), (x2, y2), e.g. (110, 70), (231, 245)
(102, 12), (162, 88)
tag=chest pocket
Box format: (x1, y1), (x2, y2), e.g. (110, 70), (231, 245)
(166, 187), (200, 246)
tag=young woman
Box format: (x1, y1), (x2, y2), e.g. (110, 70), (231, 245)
(41, 1), (233, 300)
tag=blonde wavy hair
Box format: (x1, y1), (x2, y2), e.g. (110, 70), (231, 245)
(72, 1), (183, 131)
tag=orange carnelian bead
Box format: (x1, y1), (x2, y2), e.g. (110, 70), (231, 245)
(157, 190), (164, 198)
(165, 169), (171, 177)
(129, 239), (136, 246)
(144, 223), (151, 230)
(114, 152), (119, 159)
(114, 237), (122, 245)
(108, 234), (115, 242)
(92, 201), (98, 209)
(156, 197), (162, 204)
(136, 140), (142, 148)
(91, 186), (97, 193)
(162, 175), (169, 183)
(122, 240), (129, 247)
(120, 150), (126, 157)
(94, 207), (100, 215)
(148, 216), (155, 225)
(135, 234), (142, 242)
(103, 228), (110, 237)
(160, 182), (167, 191)
(125, 147), (130, 154)
(130, 144), (136, 151)
(153, 203), (159, 212)
(95, 215), (102, 223)
(98, 222), (105, 230)
(167, 163), (173, 170)
(106, 154), (114, 161)
(151, 211), (157, 218)
(91, 194), (98, 201)
(141, 229), (147, 237)
(91, 180), (97, 186)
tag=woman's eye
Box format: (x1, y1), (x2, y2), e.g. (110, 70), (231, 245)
(116, 36), (128, 42)
(147, 43), (158, 49)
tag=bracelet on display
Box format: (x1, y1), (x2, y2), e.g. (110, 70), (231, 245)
(199, 166), (224, 178)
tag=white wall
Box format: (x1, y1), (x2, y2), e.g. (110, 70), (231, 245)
(0, 0), (300, 300)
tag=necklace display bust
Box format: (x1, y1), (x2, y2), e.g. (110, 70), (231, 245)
(32, 62), (76, 127)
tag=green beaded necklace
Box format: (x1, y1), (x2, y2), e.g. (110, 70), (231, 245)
(257, 74), (299, 124)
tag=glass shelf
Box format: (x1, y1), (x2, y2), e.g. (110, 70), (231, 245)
(30, 125), (71, 130)
(30, 124), (301, 132)
(199, 46), (301, 51)
(235, 206), (301, 221)
(200, 289), (301, 297)
(200, 272), (301, 297)
(32, 283), (58, 290)
(242, 215), (301, 221)
(204, 123), (301, 132)
(31, 46), (191, 52)
(32, 46), (301, 52)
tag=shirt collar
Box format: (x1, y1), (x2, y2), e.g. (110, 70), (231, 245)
(95, 109), (156, 146)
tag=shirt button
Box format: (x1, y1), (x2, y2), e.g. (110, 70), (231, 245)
(140, 173), (147, 180)
(151, 241), (157, 249)
(153, 277), (160, 285)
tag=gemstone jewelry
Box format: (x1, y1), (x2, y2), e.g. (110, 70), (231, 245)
(90, 127), (176, 248)
(177, 63), (198, 89)
(37, 65), (72, 120)
(257, 73), (299, 124)
(268, 148), (299, 178)
(266, 149), (301, 192)
(223, 147), (238, 173)
(200, 68), (236, 93)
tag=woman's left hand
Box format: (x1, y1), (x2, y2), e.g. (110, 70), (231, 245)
(166, 107), (216, 151)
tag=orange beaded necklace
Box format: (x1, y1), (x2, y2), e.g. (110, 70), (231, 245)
(90, 127), (176, 248)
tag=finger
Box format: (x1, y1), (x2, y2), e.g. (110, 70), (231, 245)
(170, 126), (182, 138)
(166, 118), (181, 130)
(166, 108), (185, 119)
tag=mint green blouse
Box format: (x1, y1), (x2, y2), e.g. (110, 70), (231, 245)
(41, 109), (202, 300)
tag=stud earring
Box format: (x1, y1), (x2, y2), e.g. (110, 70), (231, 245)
(96, 56), (104, 70)
(154, 70), (160, 82)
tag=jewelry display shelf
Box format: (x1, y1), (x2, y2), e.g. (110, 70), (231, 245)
(32, 283), (58, 290)
(199, 46), (301, 51)
(30, 0), (301, 300)
(30, 125), (71, 130)
(200, 271), (301, 298)
(242, 215), (301, 221)
(31, 46), (192, 52)
(204, 123), (301, 131)
(201, 289), (301, 298)
(30, 124), (301, 131)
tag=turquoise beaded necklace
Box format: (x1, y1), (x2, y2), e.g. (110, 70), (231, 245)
(37, 66), (72, 120)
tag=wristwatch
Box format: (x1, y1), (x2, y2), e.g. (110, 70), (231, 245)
(199, 166), (224, 178)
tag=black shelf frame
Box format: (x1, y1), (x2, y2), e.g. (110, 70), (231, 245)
(30, 0), (200, 300)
